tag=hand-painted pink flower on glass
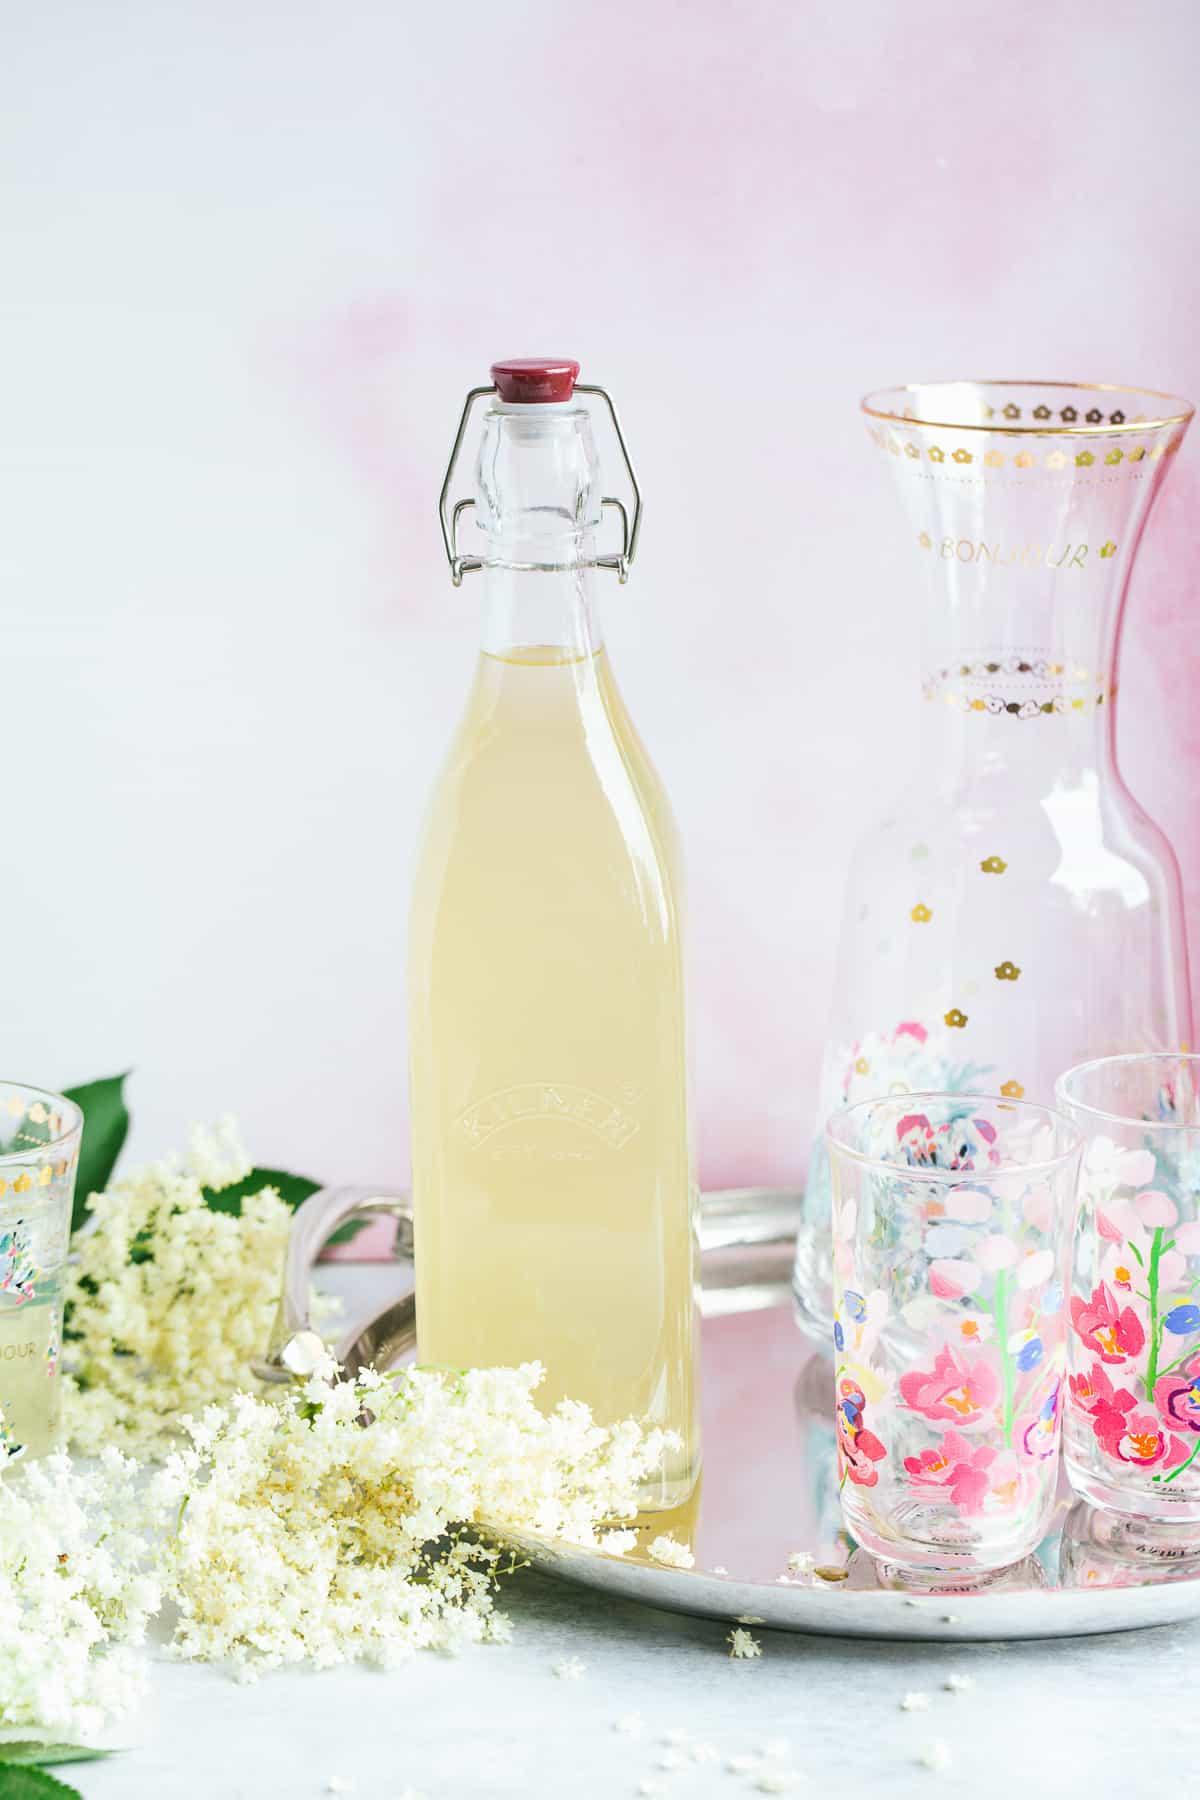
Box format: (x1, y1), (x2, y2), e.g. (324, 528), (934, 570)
(1069, 1283), (1145, 1365)
(828, 1093), (1079, 1573)
(898, 1345), (999, 1427)
(903, 1432), (996, 1515)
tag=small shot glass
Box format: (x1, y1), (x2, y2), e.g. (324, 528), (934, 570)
(0, 1082), (82, 1463)
(828, 1092), (1081, 1573)
(1057, 1053), (1200, 1524)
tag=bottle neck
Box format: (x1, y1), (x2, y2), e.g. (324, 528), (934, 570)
(479, 550), (603, 661)
(474, 399), (605, 661)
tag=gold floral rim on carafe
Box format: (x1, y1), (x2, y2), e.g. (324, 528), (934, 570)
(862, 380), (1194, 477)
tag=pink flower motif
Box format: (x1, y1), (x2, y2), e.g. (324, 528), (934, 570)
(1100, 1410), (1181, 1469)
(903, 1430), (997, 1516)
(1154, 1350), (1200, 1439)
(1069, 1359), (1134, 1418)
(1099, 1235), (1185, 1297)
(895, 1021), (928, 1044)
(1070, 1282), (1146, 1364)
(928, 1259), (980, 1300)
(1069, 1361), (1187, 1468)
(836, 1379), (887, 1487)
(898, 1344), (1000, 1426)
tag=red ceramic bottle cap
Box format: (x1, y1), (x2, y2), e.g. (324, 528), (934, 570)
(490, 357), (580, 404)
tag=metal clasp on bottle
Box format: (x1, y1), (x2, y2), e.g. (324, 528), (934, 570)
(438, 382), (643, 586)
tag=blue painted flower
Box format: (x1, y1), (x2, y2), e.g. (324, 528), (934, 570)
(1015, 1335), (1044, 1373)
(833, 1319), (845, 1352)
(1163, 1304), (1200, 1337)
(843, 1291), (867, 1323)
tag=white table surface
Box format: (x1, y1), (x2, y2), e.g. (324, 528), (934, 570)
(63, 1265), (1200, 1800)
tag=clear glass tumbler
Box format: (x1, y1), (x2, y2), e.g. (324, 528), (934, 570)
(1057, 1053), (1200, 1523)
(0, 1083), (81, 1462)
(828, 1092), (1081, 1572)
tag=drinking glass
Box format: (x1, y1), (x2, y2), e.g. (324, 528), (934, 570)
(0, 1082), (81, 1462)
(1057, 1053), (1200, 1523)
(828, 1092), (1081, 1572)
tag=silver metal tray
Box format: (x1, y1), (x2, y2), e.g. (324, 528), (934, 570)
(260, 1187), (1200, 1642)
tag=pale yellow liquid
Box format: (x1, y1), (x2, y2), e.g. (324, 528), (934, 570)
(0, 1299), (60, 1460)
(410, 643), (699, 1511)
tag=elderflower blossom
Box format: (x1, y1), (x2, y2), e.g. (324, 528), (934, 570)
(63, 1126), (294, 1455)
(728, 1627), (762, 1659)
(0, 1448), (161, 1746)
(647, 1534), (694, 1569)
(155, 1359), (670, 1676)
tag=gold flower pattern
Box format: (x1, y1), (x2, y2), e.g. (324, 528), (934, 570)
(1000, 1080), (1025, 1099)
(980, 855), (1007, 874)
(868, 420), (1181, 475)
(1099, 541), (1117, 559)
(994, 960), (1021, 981)
(944, 1008), (968, 1029)
(910, 903), (933, 923)
(854, 1057), (870, 1076)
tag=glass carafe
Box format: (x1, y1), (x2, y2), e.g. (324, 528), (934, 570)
(410, 358), (699, 1514)
(794, 380), (1196, 1348)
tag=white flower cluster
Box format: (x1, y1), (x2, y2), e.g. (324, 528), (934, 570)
(0, 1448), (160, 1746)
(64, 1123), (292, 1455)
(154, 1358), (670, 1677)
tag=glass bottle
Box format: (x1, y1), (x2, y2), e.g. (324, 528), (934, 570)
(794, 380), (1196, 1348)
(410, 358), (699, 1512)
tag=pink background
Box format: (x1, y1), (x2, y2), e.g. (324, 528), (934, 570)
(3, 1), (1198, 1190)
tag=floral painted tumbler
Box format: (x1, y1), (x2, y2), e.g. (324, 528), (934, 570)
(1057, 1054), (1200, 1522)
(828, 1093), (1081, 1572)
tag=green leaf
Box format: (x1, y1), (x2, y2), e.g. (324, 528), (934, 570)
(202, 1166), (321, 1216)
(202, 1167), (364, 1246)
(63, 1074), (131, 1233)
(0, 1765), (85, 1797)
(0, 1747), (110, 1768)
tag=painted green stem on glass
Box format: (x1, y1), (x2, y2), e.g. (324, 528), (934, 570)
(1162, 1433), (1200, 1487)
(1146, 1225), (1165, 1399)
(993, 1269), (1015, 1447)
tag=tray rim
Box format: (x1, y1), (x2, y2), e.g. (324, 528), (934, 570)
(274, 1184), (1200, 1642)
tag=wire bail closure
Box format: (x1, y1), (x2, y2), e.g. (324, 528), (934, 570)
(438, 382), (643, 586)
